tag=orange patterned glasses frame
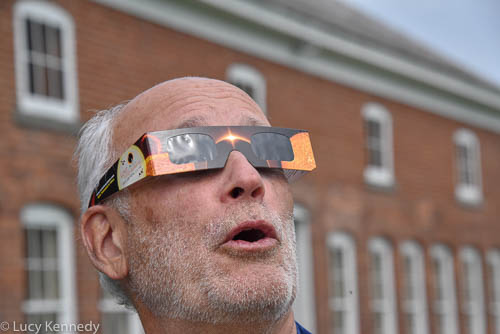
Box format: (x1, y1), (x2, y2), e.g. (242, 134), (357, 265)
(88, 126), (316, 207)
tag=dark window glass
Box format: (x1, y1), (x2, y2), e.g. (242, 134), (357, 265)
(24, 18), (65, 100)
(234, 81), (254, 98)
(365, 119), (383, 168)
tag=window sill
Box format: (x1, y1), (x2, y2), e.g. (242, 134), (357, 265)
(14, 109), (81, 135)
(455, 185), (483, 207)
(364, 166), (395, 190)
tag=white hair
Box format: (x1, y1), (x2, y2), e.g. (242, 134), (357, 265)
(74, 102), (135, 309)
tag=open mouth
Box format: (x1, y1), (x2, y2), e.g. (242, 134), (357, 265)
(222, 221), (278, 250)
(232, 228), (267, 242)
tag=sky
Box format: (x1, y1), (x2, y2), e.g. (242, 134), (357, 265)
(338, 0), (500, 89)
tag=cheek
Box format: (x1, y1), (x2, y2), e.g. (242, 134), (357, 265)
(134, 183), (217, 228)
(265, 178), (294, 214)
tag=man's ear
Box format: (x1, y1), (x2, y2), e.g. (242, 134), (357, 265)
(80, 205), (128, 280)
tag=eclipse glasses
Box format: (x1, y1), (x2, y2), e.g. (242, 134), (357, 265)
(88, 126), (316, 207)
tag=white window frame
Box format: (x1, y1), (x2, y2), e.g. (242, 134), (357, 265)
(487, 249), (500, 334)
(327, 232), (360, 334)
(368, 237), (397, 334)
(13, 0), (79, 123)
(99, 296), (143, 334)
(430, 244), (458, 334)
(21, 204), (77, 332)
(292, 205), (317, 333)
(453, 129), (482, 205)
(460, 247), (486, 334)
(362, 103), (394, 188)
(226, 63), (267, 114)
(400, 241), (429, 334)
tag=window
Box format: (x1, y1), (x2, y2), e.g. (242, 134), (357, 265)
(292, 205), (316, 333)
(226, 63), (266, 114)
(13, 1), (78, 123)
(400, 241), (429, 334)
(453, 129), (482, 205)
(368, 237), (397, 334)
(487, 250), (500, 334)
(431, 244), (458, 334)
(362, 103), (394, 187)
(99, 288), (144, 334)
(327, 232), (359, 334)
(460, 247), (486, 334)
(21, 204), (76, 328)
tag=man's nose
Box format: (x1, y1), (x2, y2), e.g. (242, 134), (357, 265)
(220, 150), (265, 203)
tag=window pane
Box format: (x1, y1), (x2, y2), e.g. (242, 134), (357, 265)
(461, 251), (485, 334)
(328, 234), (357, 334)
(26, 20), (33, 51)
(101, 312), (130, 334)
(331, 248), (345, 298)
(368, 147), (382, 167)
(45, 25), (61, 58)
(26, 229), (42, 259)
(371, 253), (383, 299)
(332, 310), (344, 333)
(367, 120), (381, 139)
(28, 268), (43, 299)
(366, 120), (383, 168)
(435, 313), (445, 334)
(43, 269), (59, 299)
(26, 313), (57, 334)
(24, 19), (65, 100)
(26, 228), (60, 300)
(464, 315), (473, 334)
(28, 62), (36, 94)
(373, 311), (384, 334)
(32, 63), (48, 96)
(47, 68), (64, 99)
(405, 313), (415, 334)
(27, 19), (46, 53)
(433, 258), (443, 301)
(457, 144), (474, 186)
(403, 255), (414, 300)
(42, 230), (57, 259)
(234, 81), (254, 99)
(463, 261), (471, 303)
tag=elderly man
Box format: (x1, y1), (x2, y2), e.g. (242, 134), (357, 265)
(76, 77), (315, 333)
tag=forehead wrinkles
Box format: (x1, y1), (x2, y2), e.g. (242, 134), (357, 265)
(112, 83), (263, 155)
(163, 86), (260, 116)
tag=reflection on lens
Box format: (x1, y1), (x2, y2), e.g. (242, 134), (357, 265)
(166, 134), (217, 164)
(251, 133), (294, 161)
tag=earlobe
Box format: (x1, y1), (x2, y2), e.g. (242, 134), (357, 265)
(80, 206), (128, 280)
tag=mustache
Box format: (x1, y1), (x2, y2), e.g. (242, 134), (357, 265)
(202, 202), (293, 250)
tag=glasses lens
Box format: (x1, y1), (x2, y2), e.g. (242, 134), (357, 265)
(166, 133), (217, 164)
(251, 132), (294, 161)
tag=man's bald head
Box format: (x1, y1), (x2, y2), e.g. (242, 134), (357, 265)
(111, 77), (269, 161)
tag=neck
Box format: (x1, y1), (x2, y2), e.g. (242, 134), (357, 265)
(137, 306), (296, 334)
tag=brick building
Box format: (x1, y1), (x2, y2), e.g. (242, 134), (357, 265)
(1, 0), (500, 333)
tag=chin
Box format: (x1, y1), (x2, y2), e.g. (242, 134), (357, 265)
(199, 264), (298, 324)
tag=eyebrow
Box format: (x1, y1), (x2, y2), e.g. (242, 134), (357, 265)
(175, 114), (268, 129)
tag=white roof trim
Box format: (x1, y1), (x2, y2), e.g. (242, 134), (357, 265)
(90, 0), (500, 132)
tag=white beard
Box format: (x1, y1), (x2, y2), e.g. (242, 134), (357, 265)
(126, 202), (298, 324)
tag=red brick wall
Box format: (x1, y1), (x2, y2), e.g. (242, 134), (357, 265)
(1, 1), (500, 333)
